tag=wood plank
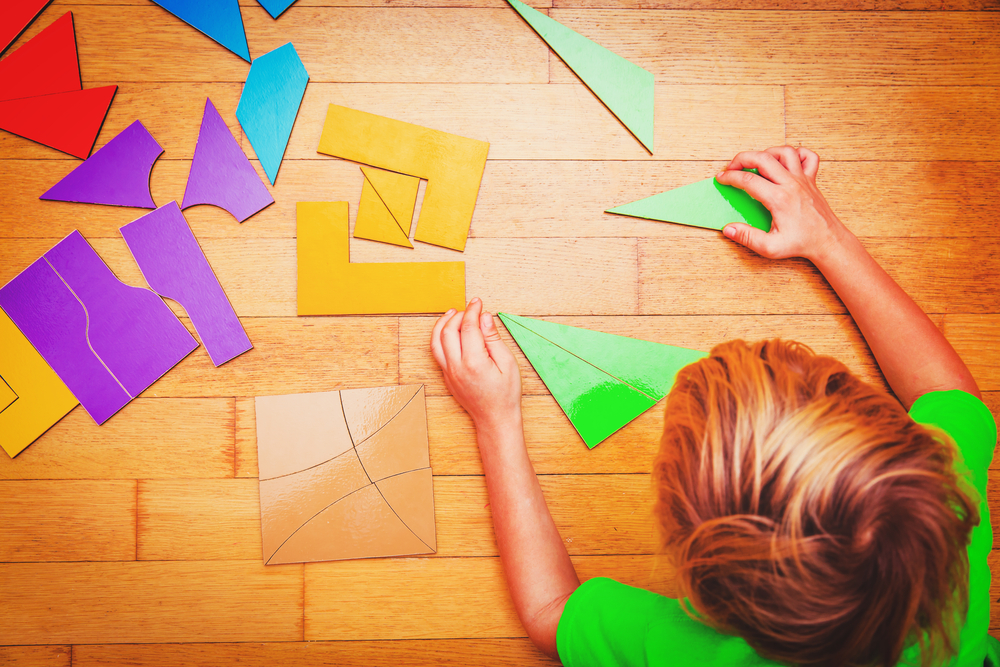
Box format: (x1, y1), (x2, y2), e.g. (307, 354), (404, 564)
(0, 561), (302, 644)
(304, 554), (664, 640)
(54, 0), (1000, 8)
(4, 160), (999, 241)
(0, 646), (70, 667)
(942, 316), (1000, 395)
(54, 0), (555, 6)
(0, 481), (136, 562)
(73, 640), (558, 667)
(638, 237), (1000, 317)
(547, 11), (998, 85)
(983, 392), (1000, 430)
(235, 398), (258, 478)
(554, 0), (871, 8)
(786, 86), (1000, 161)
(0, 399), (233, 480)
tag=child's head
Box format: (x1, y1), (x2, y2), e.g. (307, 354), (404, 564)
(653, 339), (978, 667)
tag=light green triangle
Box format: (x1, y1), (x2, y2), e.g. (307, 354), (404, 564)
(499, 314), (656, 448)
(606, 175), (772, 232)
(505, 0), (654, 153)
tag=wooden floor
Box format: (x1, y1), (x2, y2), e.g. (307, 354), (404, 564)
(1, 0), (998, 664)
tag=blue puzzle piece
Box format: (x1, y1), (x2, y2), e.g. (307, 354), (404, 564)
(236, 43), (309, 186)
(257, 0), (298, 19)
(152, 0), (250, 62)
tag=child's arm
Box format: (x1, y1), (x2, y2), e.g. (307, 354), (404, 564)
(431, 298), (579, 658)
(715, 147), (980, 409)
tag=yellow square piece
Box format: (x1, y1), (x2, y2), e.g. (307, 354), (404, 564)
(0, 309), (78, 458)
(354, 168), (416, 249)
(297, 202), (466, 315)
(317, 104), (489, 252)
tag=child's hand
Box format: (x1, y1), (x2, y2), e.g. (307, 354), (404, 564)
(715, 147), (849, 263)
(430, 298), (522, 434)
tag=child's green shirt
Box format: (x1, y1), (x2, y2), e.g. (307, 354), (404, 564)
(557, 390), (997, 667)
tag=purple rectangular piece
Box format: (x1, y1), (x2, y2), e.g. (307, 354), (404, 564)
(43, 231), (198, 397)
(0, 257), (131, 424)
(121, 202), (252, 366)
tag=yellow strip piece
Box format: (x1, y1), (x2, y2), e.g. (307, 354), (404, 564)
(0, 309), (78, 458)
(360, 166), (419, 239)
(355, 175), (413, 248)
(318, 105), (489, 252)
(297, 202), (466, 315)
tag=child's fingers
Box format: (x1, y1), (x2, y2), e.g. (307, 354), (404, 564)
(431, 309), (457, 371)
(440, 306), (465, 371)
(797, 147), (820, 178)
(481, 311), (513, 366)
(723, 223), (779, 258)
(460, 298), (488, 364)
(764, 146), (804, 176)
(724, 150), (791, 185)
(715, 168), (781, 210)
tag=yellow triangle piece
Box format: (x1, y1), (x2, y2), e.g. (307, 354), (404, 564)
(361, 166), (419, 238)
(355, 176), (413, 248)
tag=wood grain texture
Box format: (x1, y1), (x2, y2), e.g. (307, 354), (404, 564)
(0, 646), (70, 667)
(0, 562), (302, 644)
(942, 315), (1000, 392)
(547, 11), (998, 85)
(0, 399), (233, 480)
(0, 481), (136, 562)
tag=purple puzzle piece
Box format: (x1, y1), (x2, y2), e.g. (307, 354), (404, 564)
(182, 97), (274, 223)
(0, 257), (131, 424)
(121, 202), (252, 366)
(44, 231), (198, 398)
(40, 120), (163, 208)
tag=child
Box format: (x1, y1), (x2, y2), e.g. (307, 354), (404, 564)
(430, 147), (997, 667)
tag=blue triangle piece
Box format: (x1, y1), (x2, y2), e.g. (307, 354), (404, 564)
(236, 43), (309, 185)
(256, 0), (298, 19)
(151, 0), (250, 62)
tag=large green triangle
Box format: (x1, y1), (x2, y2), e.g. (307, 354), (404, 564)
(606, 175), (772, 232)
(505, 0), (654, 154)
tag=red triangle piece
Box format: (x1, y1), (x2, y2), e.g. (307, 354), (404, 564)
(0, 85), (117, 158)
(0, 12), (80, 102)
(0, 0), (53, 56)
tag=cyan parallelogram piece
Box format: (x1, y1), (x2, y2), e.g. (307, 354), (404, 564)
(151, 0), (250, 62)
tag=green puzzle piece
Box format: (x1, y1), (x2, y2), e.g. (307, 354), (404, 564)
(499, 313), (708, 449)
(606, 175), (773, 232)
(505, 0), (654, 154)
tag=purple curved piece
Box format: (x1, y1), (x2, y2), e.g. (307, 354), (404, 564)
(40, 120), (162, 208)
(44, 231), (198, 398)
(182, 97), (274, 223)
(121, 202), (252, 366)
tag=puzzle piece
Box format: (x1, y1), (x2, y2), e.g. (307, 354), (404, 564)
(255, 384), (435, 565)
(504, 0), (654, 153)
(236, 43), (308, 185)
(297, 201), (465, 315)
(318, 104), (489, 252)
(0, 85), (117, 159)
(498, 313), (707, 448)
(0, 12), (80, 103)
(150, 0), (250, 62)
(40, 120), (162, 208)
(121, 202), (253, 367)
(0, 231), (197, 424)
(0, 309), (77, 458)
(606, 175), (773, 232)
(182, 98), (273, 222)
(256, 0), (298, 19)
(354, 167), (418, 248)
(0, 0), (52, 56)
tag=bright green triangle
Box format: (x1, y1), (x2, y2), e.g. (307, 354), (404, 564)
(606, 175), (772, 232)
(505, 0), (654, 153)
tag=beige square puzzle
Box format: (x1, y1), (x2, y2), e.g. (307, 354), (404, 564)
(255, 384), (436, 565)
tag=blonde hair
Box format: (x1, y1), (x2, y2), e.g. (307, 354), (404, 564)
(653, 339), (977, 667)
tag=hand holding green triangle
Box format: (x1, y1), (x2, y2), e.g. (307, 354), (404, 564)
(504, 0), (654, 154)
(498, 313), (707, 448)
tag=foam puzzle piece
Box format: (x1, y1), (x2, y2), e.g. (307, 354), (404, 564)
(0, 11), (80, 103)
(297, 201), (465, 316)
(0, 231), (197, 424)
(318, 104), (489, 253)
(0, 0), (52, 56)
(41, 120), (162, 208)
(182, 97), (273, 222)
(255, 384), (435, 565)
(256, 0), (298, 19)
(354, 166), (419, 248)
(0, 308), (77, 458)
(498, 313), (708, 448)
(0, 85), (117, 159)
(120, 202), (253, 367)
(606, 175), (773, 232)
(236, 43), (308, 186)
(150, 0), (250, 62)
(505, 0), (654, 154)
